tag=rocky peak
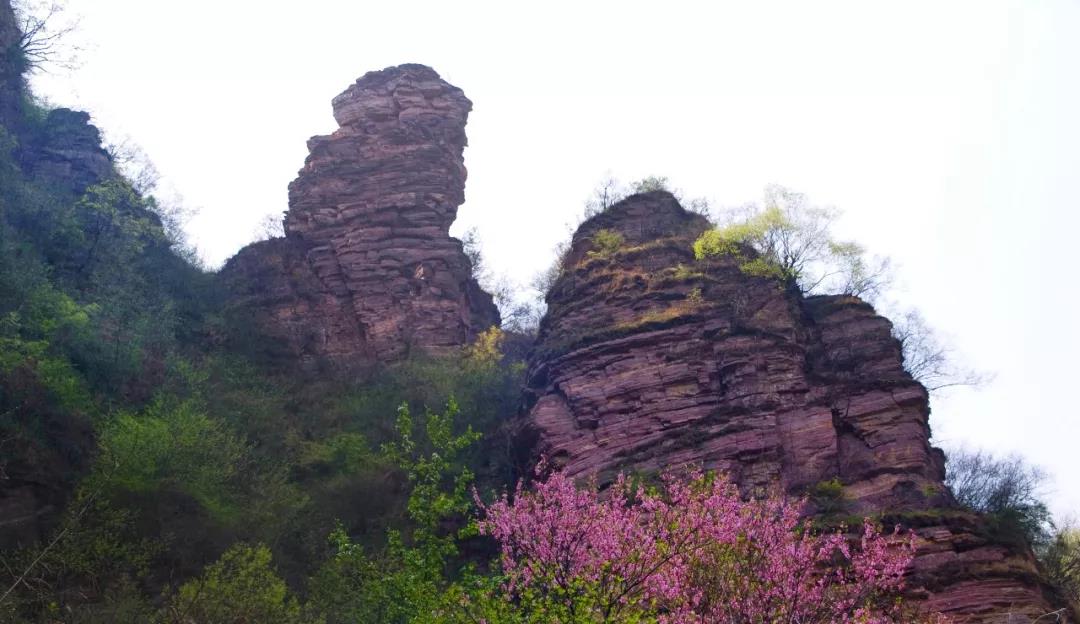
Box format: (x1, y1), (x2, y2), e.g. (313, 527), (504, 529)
(285, 63), (471, 240)
(521, 192), (1062, 621)
(222, 64), (497, 368)
(17, 108), (114, 191)
(571, 191), (707, 249)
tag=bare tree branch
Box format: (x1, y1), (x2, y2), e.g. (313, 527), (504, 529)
(890, 308), (990, 392)
(12, 1), (82, 74)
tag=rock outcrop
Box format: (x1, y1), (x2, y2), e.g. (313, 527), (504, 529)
(521, 191), (1063, 622)
(17, 108), (114, 191)
(222, 64), (498, 367)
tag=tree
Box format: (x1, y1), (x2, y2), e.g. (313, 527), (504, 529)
(92, 398), (253, 522)
(945, 446), (1053, 547)
(104, 137), (161, 196)
(12, 1), (81, 75)
(310, 400), (480, 624)
(890, 308), (987, 392)
(1040, 524), (1080, 605)
(471, 467), (925, 623)
(461, 226), (484, 280)
(255, 212), (285, 240)
(696, 184), (892, 299)
(583, 175), (628, 218)
(458, 226), (543, 334)
(161, 543), (313, 624)
(629, 175), (672, 194)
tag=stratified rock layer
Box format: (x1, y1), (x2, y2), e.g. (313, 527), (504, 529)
(522, 191), (1063, 622)
(223, 65), (497, 367)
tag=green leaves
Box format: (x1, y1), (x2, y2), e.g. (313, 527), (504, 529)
(165, 543), (316, 624)
(311, 399), (482, 624)
(694, 186), (891, 299)
(93, 399), (250, 522)
(587, 228), (626, 261)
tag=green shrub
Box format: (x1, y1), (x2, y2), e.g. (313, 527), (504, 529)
(162, 543), (317, 624)
(1040, 526), (1080, 605)
(809, 477), (849, 515)
(93, 399), (250, 522)
(310, 401), (479, 624)
(586, 228), (625, 260)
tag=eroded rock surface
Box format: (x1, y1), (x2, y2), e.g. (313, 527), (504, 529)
(521, 191), (1063, 622)
(222, 64), (498, 367)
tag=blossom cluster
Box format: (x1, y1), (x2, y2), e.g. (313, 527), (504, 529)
(476, 468), (923, 623)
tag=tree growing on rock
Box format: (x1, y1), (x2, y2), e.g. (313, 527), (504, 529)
(889, 308), (987, 392)
(12, 1), (81, 75)
(1041, 523), (1080, 606)
(945, 446), (1053, 548)
(694, 184), (891, 300)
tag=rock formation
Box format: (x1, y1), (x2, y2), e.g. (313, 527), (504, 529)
(521, 191), (1063, 621)
(17, 108), (114, 191)
(222, 64), (498, 367)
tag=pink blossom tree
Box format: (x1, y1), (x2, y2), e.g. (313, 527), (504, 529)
(473, 468), (935, 623)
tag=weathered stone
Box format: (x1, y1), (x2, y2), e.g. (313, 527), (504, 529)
(520, 191), (1064, 621)
(222, 64), (498, 367)
(17, 108), (114, 191)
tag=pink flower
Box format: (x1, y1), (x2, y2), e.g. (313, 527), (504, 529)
(474, 466), (931, 623)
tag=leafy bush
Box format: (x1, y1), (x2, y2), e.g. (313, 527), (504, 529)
(93, 399), (250, 522)
(309, 401), (479, 624)
(1040, 525), (1080, 605)
(162, 543), (316, 624)
(810, 477), (850, 515)
(586, 228), (625, 260)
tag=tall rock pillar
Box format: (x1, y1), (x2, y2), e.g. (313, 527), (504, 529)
(222, 64), (498, 367)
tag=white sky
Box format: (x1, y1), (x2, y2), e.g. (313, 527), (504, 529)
(31, 1), (1080, 517)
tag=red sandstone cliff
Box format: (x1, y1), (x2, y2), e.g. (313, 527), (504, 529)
(214, 62), (1067, 619)
(221, 64), (498, 367)
(521, 191), (1065, 622)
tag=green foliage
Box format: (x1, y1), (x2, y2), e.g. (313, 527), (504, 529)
(463, 325), (504, 370)
(586, 228), (625, 260)
(697, 185), (892, 299)
(630, 175), (672, 193)
(671, 263), (704, 281)
(0, 489), (160, 622)
(443, 572), (660, 624)
(91, 398), (251, 522)
(0, 144), (210, 396)
(693, 205), (794, 283)
(309, 401), (480, 624)
(809, 477), (849, 515)
(383, 400), (480, 535)
(1040, 526), (1080, 606)
(163, 543), (318, 624)
(296, 432), (374, 477)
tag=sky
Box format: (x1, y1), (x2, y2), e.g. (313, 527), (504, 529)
(29, 1), (1080, 517)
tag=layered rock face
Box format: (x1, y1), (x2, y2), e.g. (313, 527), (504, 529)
(222, 65), (497, 367)
(522, 191), (1062, 621)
